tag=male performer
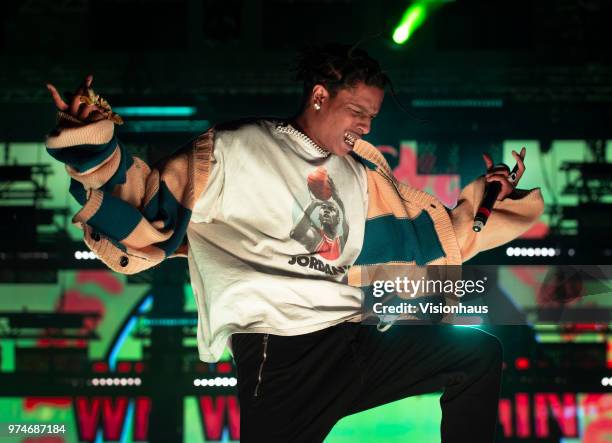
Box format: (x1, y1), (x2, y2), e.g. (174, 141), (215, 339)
(46, 44), (543, 442)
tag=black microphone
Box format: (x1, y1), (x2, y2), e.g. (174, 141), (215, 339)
(472, 181), (502, 232)
(472, 163), (513, 232)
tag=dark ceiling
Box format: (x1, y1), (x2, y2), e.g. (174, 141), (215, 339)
(1, 0), (611, 142)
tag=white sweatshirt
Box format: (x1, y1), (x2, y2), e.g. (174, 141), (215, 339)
(187, 120), (368, 362)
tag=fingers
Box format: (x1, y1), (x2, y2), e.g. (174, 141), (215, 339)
(48, 74), (104, 125)
(46, 83), (69, 111)
(78, 103), (102, 121)
(512, 149), (526, 168)
(482, 153), (494, 171)
(487, 165), (510, 176)
(70, 74), (95, 115)
(482, 147), (528, 200)
(511, 147), (527, 183)
(89, 111), (107, 122)
(485, 175), (514, 201)
(70, 86), (87, 115)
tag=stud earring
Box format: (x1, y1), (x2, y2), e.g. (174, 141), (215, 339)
(314, 103), (321, 111)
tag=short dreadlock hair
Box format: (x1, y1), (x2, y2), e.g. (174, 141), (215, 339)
(295, 43), (390, 109)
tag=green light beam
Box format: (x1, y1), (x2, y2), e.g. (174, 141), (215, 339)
(392, 4), (428, 44)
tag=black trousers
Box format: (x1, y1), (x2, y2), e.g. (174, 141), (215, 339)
(232, 322), (502, 443)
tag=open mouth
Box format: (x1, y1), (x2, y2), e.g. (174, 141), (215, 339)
(343, 132), (357, 147)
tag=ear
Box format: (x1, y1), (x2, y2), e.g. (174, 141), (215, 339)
(311, 84), (330, 106)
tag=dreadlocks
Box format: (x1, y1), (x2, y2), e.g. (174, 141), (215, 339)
(295, 43), (390, 109)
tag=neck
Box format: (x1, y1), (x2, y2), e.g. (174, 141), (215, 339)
(322, 225), (336, 237)
(293, 111), (329, 153)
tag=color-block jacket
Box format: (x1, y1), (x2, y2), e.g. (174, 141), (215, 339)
(46, 115), (545, 287)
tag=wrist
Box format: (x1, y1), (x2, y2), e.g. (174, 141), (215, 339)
(57, 111), (84, 128)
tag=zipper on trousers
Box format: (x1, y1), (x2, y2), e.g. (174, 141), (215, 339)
(253, 334), (269, 397)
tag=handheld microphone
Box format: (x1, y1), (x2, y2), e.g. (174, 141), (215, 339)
(472, 181), (502, 232)
(472, 163), (514, 232)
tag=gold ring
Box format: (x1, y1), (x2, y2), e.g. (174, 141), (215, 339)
(78, 90), (123, 125)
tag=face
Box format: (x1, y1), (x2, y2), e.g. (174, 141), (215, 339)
(319, 202), (339, 228)
(308, 82), (384, 156)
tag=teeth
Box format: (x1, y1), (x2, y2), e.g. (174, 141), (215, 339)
(344, 132), (356, 146)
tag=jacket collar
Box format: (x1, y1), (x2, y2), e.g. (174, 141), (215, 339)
(350, 139), (394, 177)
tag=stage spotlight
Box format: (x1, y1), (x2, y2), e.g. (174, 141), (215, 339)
(392, 3), (427, 44)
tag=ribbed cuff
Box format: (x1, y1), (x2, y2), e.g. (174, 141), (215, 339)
(73, 189), (104, 224)
(46, 117), (115, 148)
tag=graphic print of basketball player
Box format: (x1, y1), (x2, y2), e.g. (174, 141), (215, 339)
(290, 167), (349, 260)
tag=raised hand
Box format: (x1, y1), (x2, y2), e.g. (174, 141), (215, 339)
(482, 147), (526, 201)
(46, 74), (121, 124)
